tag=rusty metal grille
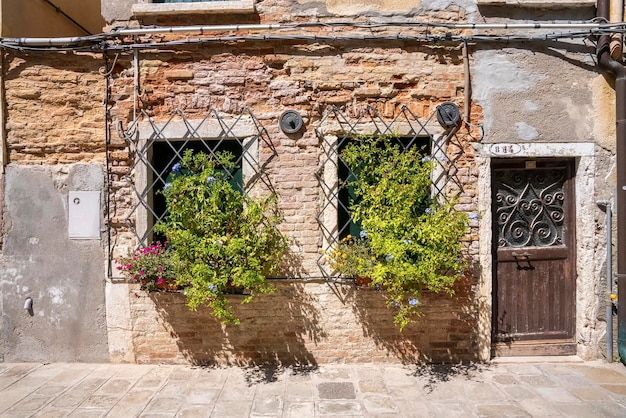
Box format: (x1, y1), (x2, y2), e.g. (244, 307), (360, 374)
(314, 105), (466, 278)
(114, 108), (276, 248)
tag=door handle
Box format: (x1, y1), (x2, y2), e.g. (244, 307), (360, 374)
(511, 252), (535, 270)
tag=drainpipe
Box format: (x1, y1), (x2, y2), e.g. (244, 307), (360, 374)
(610, 0), (624, 60)
(597, 0), (626, 364)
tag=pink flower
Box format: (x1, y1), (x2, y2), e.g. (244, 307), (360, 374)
(157, 278), (164, 284)
(139, 270), (145, 275)
(158, 266), (163, 271)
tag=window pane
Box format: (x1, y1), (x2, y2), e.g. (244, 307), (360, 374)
(337, 136), (429, 240)
(152, 140), (243, 242)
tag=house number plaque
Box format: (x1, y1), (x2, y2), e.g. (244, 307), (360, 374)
(490, 143), (521, 156)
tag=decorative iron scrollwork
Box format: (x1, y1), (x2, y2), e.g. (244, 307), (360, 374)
(494, 168), (566, 248)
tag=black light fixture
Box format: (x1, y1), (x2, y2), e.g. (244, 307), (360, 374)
(435, 102), (461, 129)
(279, 110), (304, 134)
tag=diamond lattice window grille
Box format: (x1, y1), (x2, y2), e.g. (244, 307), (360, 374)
(314, 105), (466, 278)
(115, 108), (277, 248)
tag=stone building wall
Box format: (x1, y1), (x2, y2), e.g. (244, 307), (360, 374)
(0, 52), (109, 362)
(0, 0), (610, 364)
(103, 23), (481, 364)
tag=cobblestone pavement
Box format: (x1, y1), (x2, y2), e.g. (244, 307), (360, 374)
(1, 359), (626, 417)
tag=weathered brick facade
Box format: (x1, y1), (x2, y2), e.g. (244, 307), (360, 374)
(1, 7), (482, 364)
(130, 279), (476, 365)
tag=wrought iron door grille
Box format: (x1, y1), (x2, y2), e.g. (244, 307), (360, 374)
(114, 108), (276, 248)
(314, 105), (466, 278)
(494, 167), (566, 248)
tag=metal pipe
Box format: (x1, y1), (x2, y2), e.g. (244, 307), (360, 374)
(598, 0), (626, 364)
(1, 21), (625, 47)
(610, 0), (623, 60)
(133, 47), (139, 121)
(598, 199), (614, 361)
(462, 40), (471, 123)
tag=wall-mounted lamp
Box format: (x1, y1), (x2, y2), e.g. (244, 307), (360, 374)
(279, 110), (304, 134)
(435, 102), (461, 129)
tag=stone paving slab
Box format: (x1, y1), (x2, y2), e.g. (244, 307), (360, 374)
(0, 360), (626, 417)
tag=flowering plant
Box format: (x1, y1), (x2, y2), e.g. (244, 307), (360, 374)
(155, 149), (288, 324)
(326, 232), (376, 280)
(116, 242), (176, 292)
(331, 135), (469, 330)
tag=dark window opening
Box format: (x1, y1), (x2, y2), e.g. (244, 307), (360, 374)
(337, 136), (430, 240)
(152, 140), (243, 240)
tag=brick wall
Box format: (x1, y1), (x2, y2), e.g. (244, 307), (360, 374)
(3, 5), (482, 364)
(130, 278), (477, 365)
(4, 53), (106, 164)
(109, 33), (481, 364)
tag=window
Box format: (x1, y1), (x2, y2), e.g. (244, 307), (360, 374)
(336, 136), (430, 240)
(151, 139), (243, 241)
(123, 112), (270, 247)
(132, 0), (255, 15)
(314, 105), (465, 277)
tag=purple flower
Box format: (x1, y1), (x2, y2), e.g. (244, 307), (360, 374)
(469, 212), (479, 221)
(359, 230), (368, 239)
(408, 298), (419, 306)
(206, 176), (216, 184)
(172, 162), (181, 173)
(208, 284), (218, 293)
(425, 208), (433, 214)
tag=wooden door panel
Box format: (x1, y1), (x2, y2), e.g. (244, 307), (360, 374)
(495, 256), (574, 341)
(492, 160), (576, 355)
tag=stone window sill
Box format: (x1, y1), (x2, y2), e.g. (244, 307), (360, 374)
(132, 0), (255, 16)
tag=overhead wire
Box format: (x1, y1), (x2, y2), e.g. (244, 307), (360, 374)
(1, 19), (626, 52)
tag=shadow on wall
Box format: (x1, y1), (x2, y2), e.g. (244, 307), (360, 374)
(348, 269), (479, 364)
(148, 282), (325, 368)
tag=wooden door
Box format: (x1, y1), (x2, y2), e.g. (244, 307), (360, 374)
(491, 159), (576, 356)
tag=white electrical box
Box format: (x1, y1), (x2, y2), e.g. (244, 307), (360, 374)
(68, 191), (101, 240)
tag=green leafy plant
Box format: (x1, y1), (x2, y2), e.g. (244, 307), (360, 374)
(329, 135), (469, 330)
(116, 242), (176, 292)
(155, 149), (289, 324)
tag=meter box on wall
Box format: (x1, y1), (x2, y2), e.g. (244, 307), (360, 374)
(68, 191), (101, 240)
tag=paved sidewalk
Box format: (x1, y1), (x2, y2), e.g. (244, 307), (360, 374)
(1, 359), (626, 417)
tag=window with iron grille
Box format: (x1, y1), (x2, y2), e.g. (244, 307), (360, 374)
(116, 110), (274, 250)
(315, 105), (465, 278)
(336, 135), (430, 240)
(150, 139), (243, 242)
